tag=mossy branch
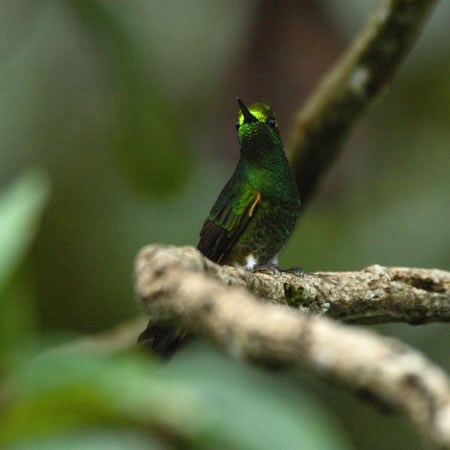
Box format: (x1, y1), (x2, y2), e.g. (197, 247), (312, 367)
(137, 245), (449, 325)
(134, 245), (450, 449)
(287, 0), (438, 207)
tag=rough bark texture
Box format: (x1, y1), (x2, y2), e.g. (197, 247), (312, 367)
(287, 0), (438, 208)
(134, 245), (450, 448)
(136, 245), (450, 325)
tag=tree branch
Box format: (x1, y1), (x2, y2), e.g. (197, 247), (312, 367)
(136, 245), (449, 325)
(287, 0), (438, 207)
(134, 245), (450, 448)
(55, 316), (149, 355)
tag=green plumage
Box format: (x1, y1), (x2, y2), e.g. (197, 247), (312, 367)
(197, 99), (300, 269)
(139, 99), (300, 358)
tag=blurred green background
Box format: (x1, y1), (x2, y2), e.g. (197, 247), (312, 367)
(1, 1), (449, 449)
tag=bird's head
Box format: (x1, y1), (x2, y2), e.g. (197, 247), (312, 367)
(235, 98), (281, 154)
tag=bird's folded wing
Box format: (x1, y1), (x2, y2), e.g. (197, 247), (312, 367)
(197, 183), (261, 264)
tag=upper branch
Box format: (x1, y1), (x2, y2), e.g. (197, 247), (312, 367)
(135, 244), (450, 448)
(287, 0), (438, 207)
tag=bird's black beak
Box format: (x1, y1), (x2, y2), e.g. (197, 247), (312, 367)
(237, 97), (258, 124)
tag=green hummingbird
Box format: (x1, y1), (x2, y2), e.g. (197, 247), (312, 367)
(139, 98), (301, 357)
(197, 98), (300, 272)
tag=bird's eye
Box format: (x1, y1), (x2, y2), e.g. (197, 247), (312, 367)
(235, 121), (240, 130)
(266, 118), (277, 129)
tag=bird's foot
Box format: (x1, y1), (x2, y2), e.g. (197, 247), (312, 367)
(252, 263), (280, 274)
(253, 264), (304, 276)
(284, 266), (305, 276)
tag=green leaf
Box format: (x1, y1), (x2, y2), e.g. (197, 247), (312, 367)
(0, 170), (50, 370)
(9, 428), (164, 450)
(0, 350), (208, 447)
(0, 170), (50, 289)
(2, 343), (353, 449)
(162, 344), (353, 450)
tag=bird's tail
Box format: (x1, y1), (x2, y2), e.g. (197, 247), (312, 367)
(137, 320), (188, 359)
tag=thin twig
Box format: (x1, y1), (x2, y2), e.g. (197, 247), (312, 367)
(54, 316), (149, 355)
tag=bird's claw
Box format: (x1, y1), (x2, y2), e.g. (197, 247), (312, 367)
(252, 264), (304, 276)
(253, 263), (280, 274)
(284, 266), (305, 276)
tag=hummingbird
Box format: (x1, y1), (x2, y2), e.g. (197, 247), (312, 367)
(197, 98), (300, 272)
(139, 98), (301, 357)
